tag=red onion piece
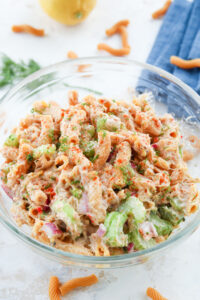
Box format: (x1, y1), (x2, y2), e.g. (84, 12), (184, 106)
(152, 144), (158, 149)
(45, 196), (51, 206)
(42, 205), (50, 213)
(131, 191), (137, 196)
(42, 222), (62, 238)
(78, 192), (89, 214)
(131, 162), (136, 169)
(127, 242), (134, 252)
(139, 222), (158, 241)
(96, 224), (106, 237)
(107, 147), (116, 163)
(1, 183), (13, 200)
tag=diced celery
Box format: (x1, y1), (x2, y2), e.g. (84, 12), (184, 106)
(104, 211), (118, 229)
(82, 124), (95, 138)
(170, 197), (185, 212)
(33, 144), (56, 159)
(59, 136), (69, 152)
(59, 144), (69, 152)
(119, 196), (146, 223)
(97, 116), (120, 132)
(104, 212), (128, 247)
(158, 206), (184, 226)
(82, 141), (97, 159)
(59, 136), (69, 144)
(128, 228), (156, 251)
(48, 129), (55, 142)
(4, 134), (19, 147)
(97, 117), (107, 132)
(149, 211), (173, 236)
(51, 200), (82, 237)
(119, 164), (135, 186)
(1, 163), (12, 183)
(71, 187), (82, 199)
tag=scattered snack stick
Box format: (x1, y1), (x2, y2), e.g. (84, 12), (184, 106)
(98, 19), (130, 56)
(12, 24), (45, 36)
(49, 276), (61, 300)
(67, 51), (78, 59)
(170, 56), (200, 69)
(152, 0), (172, 19)
(117, 26), (130, 49)
(183, 150), (194, 162)
(97, 44), (130, 56)
(77, 64), (91, 72)
(59, 274), (98, 296)
(67, 51), (90, 72)
(106, 19), (130, 36)
(146, 287), (168, 300)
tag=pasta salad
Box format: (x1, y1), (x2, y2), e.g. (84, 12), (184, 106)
(1, 91), (199, 256)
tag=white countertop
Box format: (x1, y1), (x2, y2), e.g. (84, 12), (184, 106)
(0, 0), (200, 299)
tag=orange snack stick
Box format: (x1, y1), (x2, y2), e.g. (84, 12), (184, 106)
(98, 20), (131, 57)
(12, 25), (44, 36)
(146, 287), (168, 300)
(97, 43), (130, 56)
(106, 19), (130, 36)
(117, 26), (130, 49)
(49, 276), (61, 300)
(152, 0), (172, 19)
(67, 51), (78, 59)
(67, 51), (90, 72)
(170, 56), (200, 69)
(77, 64), (91, 72)
(59, 274), (98, 296)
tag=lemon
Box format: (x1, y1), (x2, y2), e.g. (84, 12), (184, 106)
(39, 0), (96, 26)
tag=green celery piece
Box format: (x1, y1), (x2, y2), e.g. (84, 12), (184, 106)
(104, 211), (118, 229)
(119, 164), (135, 186)
(59, 136), (68, 144)
(59, 144), (69, 152)
(82, 141), (97, 159)
(4, 134), (19, 147)
(170, 197), (185, 212)
(82, 124), (95, 138)
(119, 196), (146, 223)
(128, 228), (156, 251)
(59, 136), (69, 152)
(104, 212), (128, 247)
(149, 211), (173, 236)
(71, 187), (82, 199)
(158, 206), (184, 226)
(97, 117), (107, 132)
(97, 117), (119, 132)
(52, 200), (82, 237)
(33, 144), (56, 159)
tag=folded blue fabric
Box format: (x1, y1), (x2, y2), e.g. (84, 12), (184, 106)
(148, 0), (193, 73)
(137, 0), (200, 120)
(173, 0), (200, 91)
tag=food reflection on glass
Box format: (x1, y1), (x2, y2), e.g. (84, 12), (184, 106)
(1, 91), (199, 256)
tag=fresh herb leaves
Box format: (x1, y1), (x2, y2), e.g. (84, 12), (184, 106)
(0, 55), (40, 87)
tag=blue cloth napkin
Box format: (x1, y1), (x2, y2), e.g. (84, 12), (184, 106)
(137, 0), (200, 120)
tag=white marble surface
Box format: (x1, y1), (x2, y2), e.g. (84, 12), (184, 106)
(0, 0), (200, 299)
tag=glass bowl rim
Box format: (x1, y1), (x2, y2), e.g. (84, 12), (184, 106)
(0, 56), (200, 266)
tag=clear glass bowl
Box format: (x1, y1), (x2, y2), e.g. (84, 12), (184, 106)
(0, 57), (200, 268)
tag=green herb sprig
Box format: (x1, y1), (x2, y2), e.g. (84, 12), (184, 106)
(0, 55), (40, 88)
